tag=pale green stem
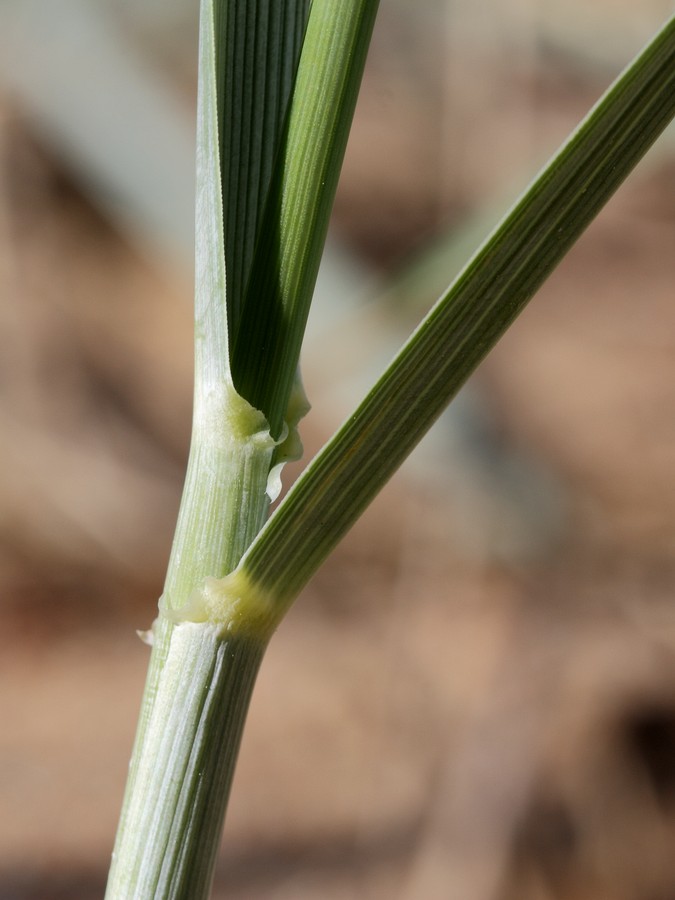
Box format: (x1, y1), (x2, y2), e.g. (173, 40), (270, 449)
(106, 400), (276, 898)
(106, 1), (280, 892)
(106, 0), (378, 895)
(108, 623), (265, 899)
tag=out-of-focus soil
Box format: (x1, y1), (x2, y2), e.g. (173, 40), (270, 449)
(1, 7), (675, 900)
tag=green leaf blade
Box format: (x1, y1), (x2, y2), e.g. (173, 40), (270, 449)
(239, 14), (675, 612)
(216, 0), (310, 338)
(195, 0), (310, 392)
(231, 0), (382, 434)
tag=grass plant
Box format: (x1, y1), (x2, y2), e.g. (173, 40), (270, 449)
(106, 3), (675, 897)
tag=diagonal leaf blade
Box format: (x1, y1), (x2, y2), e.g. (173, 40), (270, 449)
(238, 14), (675, 613)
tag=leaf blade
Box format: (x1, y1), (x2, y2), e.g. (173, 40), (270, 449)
(239, 14), (675, 611)
(230, 0), (382, 434)
(216, 0), (310, 338)
(195, 0), (310, 393)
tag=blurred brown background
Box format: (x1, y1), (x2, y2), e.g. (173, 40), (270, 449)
(1, 1), (675, 898)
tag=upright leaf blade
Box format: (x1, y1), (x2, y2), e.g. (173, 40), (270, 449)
(216, 1), (309, 338)
(195, 0), (309, 390)
(231, 0), (382, 434)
